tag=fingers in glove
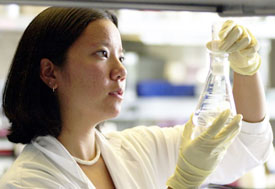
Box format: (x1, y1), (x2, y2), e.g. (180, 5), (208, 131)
(239, 28), (259, 56)
(206, 40), (221, 52)
(246, 29), (258, 48)
(219, 20), (237, 40)
(227, 26), (251, 52)
(219, 25), (243, 51)
(207, 115), (242, 157)
(207, 20), (236, 52)
(240, 44), (259, 58)
(216, 114), (242, 143)
(183, 115), (195, 141)
(209, 126), (241, 159)
(202, 109), (231, 139)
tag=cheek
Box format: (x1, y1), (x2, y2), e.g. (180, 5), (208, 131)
(57, 60), (110, 97)
(77, 67), (109, 94)
(56, 68), (72, 93)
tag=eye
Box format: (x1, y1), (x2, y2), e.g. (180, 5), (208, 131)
(96, 50), (108, 58)
(119, 56), (125, 63)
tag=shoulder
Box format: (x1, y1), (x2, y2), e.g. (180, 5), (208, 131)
(0, 144), (65, 188)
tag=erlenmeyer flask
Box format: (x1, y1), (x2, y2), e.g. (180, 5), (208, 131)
(192, 22), (236, 133)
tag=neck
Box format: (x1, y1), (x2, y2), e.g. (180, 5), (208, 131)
(57, 102), (103, 161)
(58, 122), (98, 161)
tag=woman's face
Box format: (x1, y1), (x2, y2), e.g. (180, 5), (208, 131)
(56, 19), (127, 124)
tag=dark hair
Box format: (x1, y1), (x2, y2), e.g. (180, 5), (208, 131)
(2, 7), (118, 144)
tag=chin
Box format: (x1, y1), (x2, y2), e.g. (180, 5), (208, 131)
(101, 102), (122, 120)
(112, 109), (121, 117)
(107, 107), (121, 119)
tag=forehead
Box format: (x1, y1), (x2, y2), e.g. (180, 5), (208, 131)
(77, 19), (122, 48)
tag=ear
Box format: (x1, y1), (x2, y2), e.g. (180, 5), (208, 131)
(40, 58), (58, 90)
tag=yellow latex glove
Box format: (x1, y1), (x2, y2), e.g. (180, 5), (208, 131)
(166, 110), (242, 188)
(207, 20), (261, 76)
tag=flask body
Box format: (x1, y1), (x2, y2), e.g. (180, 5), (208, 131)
(192, 52), (236, 130)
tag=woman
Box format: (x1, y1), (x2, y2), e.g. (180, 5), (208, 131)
(0, 7), (273, 188)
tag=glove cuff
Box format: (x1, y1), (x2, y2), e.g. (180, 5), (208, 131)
(166, 153), (213, 188)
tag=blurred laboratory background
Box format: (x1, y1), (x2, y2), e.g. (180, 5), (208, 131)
(0, 4), (275, 188)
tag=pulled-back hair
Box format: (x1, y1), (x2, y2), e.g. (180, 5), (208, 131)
(2, 7), (118, 144)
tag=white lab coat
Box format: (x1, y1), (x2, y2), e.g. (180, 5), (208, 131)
(0, 118), (273, 189)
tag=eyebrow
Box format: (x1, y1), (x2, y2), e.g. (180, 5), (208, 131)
(90, 41), (125, 54)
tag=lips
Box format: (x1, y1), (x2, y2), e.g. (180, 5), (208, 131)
(109, 88), (124, 100)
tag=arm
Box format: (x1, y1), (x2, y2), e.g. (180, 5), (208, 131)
(233, 72), (266, 122)
(215, 20), (266, 122)
(167, 21), (271, 188)
(204, 20), (273, 185)
(205, 73), (272, 184)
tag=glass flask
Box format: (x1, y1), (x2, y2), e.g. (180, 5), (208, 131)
(192, 22), (236, 134)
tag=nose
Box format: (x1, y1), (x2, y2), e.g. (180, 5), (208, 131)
(110, 61), (127, 81)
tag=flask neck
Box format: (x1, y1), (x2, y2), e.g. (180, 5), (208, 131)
(209, 51), (229, 75)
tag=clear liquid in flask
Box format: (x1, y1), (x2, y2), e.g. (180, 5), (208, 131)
(192, 22), (236, 134)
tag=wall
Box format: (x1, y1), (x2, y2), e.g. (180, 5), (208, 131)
(0, 31), (22, 80)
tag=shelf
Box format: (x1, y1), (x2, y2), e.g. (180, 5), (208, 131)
(1, 0), (275, 16)
(0, 150), (13, 156)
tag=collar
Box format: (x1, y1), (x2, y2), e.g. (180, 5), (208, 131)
(32, 129), (139, 188)
(95, 129), (139, 188)
(32, 135), (94, 188)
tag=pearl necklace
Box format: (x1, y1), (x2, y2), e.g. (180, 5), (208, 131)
(72, 142), (101, 166)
